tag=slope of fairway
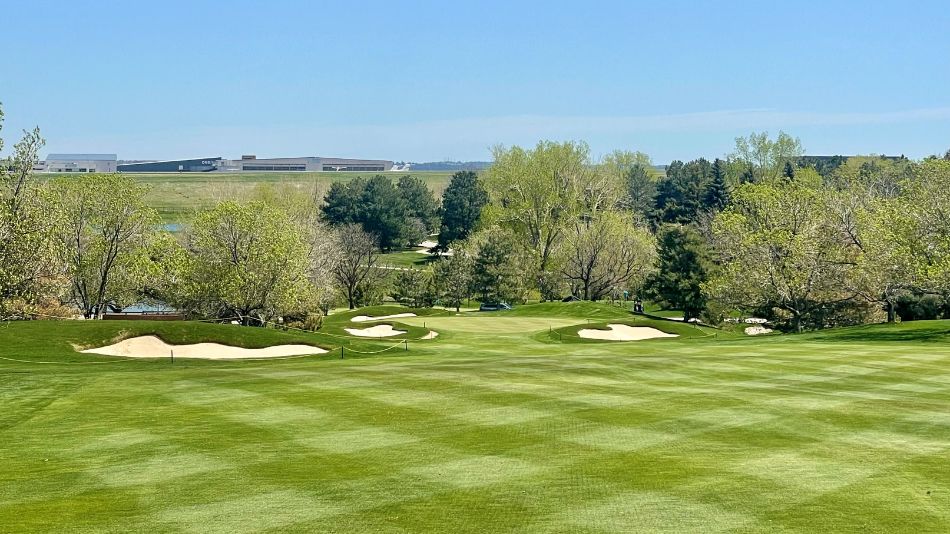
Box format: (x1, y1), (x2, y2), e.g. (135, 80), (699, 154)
(1, 317), (949, 532)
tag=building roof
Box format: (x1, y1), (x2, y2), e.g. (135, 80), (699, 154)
(47, 153), (117, 161)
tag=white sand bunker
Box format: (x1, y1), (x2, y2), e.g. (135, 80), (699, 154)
(420, 331), (439, 340)
(81, 335), (327, 360)
(577, 324), (679, 341)
(344, 325), (407, 337)
(351, 313), (417, 322)
(745, 326), (774, 336)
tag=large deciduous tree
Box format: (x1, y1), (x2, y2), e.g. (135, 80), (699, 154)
(483, 141), (606, 299)
(331, 223), (386, 309)
(706, 170), (858, 332)
(727, 131), (804, 183)
(44, 174), (158, 319)
(560, 213), (656, 301)
(0, 106), (64, 318)
(181, 200), (313, 324)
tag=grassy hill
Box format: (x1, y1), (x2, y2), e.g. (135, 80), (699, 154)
(2, 310), (948, 531)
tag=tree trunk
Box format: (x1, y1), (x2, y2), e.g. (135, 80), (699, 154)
(886, 299), (896, 323)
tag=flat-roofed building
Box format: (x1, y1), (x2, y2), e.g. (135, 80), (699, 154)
(46, 154), (117, 173)
(320, 157), (393, 172)
(118, 157), (221, 173)
(217, 155), (393, 172)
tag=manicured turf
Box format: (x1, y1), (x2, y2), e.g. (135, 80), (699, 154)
(1, 306), (949, 532)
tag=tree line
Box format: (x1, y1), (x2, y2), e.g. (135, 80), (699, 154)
(4, 101), (950, 332)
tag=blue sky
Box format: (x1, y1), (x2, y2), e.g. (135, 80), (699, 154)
(2, 0), (948, 163)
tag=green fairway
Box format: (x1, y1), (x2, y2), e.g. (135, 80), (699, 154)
(2, 307), (949, 532)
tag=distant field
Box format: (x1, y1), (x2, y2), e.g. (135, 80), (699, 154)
(41, 171), (457, 222)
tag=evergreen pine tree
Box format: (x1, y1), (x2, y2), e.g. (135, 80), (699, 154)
(703, 158), (731, 211)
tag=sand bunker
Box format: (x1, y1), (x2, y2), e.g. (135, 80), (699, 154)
(344, 325), (407, 337)
(351, 313), (417, 322)
(745, 326), (774, 336)
(81, 335), (327, 360)
(577, 324), (679, 341)
(420, 331), (439, 340)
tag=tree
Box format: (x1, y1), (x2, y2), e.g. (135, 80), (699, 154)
(882, 159), (950, 295)
(702, 158), (731, 212)
(359, 175), (410, 250)
(783, 161), (796, 179)
(706, 170), (857, 332)
(468, 227), (528, 304)
(646, 224), (710, 321)
(483, 141), (603, 298)
(321, 176), (415, 250)
(728, 131), (804, 182)
(437, 171), (488, 249)
(180, 200), (313, 324)
(0, 105), (63, 318)
(431, 251), (473, 312)
(655, 159), (713, 224)
(392, 268), (435, 308)
(826, 157), (914, 321)
(623, 163), (657, 224)
(331, 223), (385, 309)
(44, 174), (158, 319)
(560, 213), (656, 301)
(397, 175), (440, 235)
(321, 179), (364, 226)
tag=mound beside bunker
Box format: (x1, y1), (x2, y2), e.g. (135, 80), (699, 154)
(344, 325), (407, 337)
(81, 335), (327, 359)
(351, 313), (417, 323)
(577, 324), (679, 341)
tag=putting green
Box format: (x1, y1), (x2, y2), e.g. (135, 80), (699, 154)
(2, 310), (949, 532)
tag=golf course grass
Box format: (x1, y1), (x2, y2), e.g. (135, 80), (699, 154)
(1, 303), (948, 532)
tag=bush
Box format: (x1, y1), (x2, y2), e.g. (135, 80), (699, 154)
(285, 311), (324, 332)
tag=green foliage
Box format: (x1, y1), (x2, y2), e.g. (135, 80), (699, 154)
(179, 200), (314, 324)
(331, 223), (387, 309)
(359, 175), (410, 250)
(703, 158), (731, 212)
(320, 178), (364, 226)
(623, 163), (657, 224)
(646, 224), (710, 321)
(321, 174), (438, 250)
(468, 227), (529, 304)
(397, 175), (441, 234)
(706, 170), (862, 331)
(883, 159), (950, 293)
(44, 174), (159, 318)
(0, 107), (62, 317)
(437, 171), (488, 249)
(484, 141), (605, 295)
(560, 213), (656, 301)
(431, 251), (473, 312)
(654, 159), (713, 224)
(391, 268), (435, 308)
(728, 130), (804, 182)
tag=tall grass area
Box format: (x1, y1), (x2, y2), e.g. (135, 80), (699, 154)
(1, 307), (948, 532)
(73, 171), (457, 222)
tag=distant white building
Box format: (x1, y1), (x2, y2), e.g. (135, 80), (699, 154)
(45, 154), (117, 173)
(216, 155), (393, 172)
